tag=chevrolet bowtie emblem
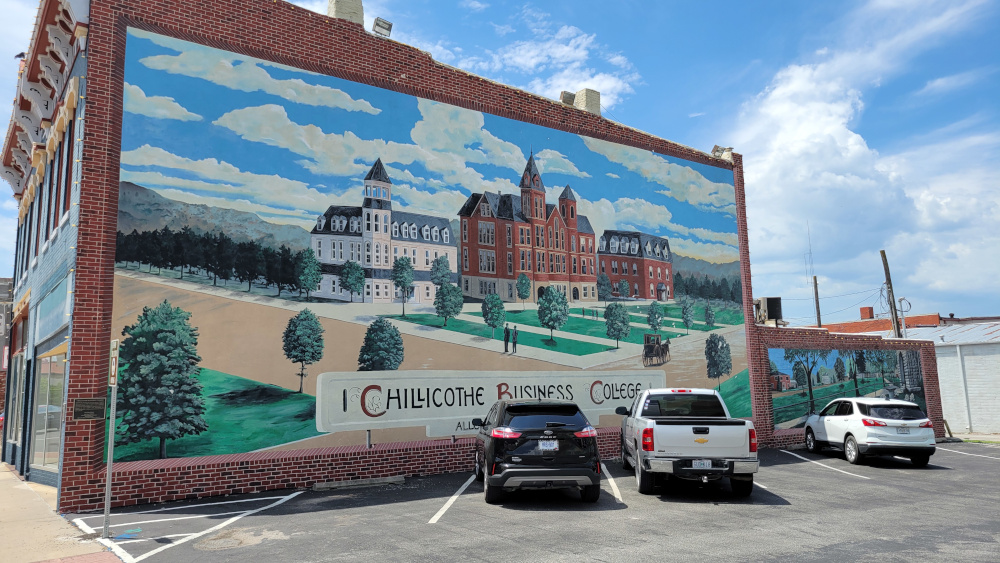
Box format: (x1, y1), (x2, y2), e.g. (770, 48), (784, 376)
(694, 438), (709, 444)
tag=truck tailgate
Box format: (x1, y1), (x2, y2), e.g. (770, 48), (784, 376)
(653, 418), (750, 458)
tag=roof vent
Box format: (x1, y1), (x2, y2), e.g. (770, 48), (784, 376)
(328, 0), (364, 25)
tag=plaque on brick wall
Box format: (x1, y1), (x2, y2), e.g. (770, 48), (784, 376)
(73, 398), (107, 420)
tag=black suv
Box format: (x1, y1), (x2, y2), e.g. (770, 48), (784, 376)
(472, 399), (602, 504)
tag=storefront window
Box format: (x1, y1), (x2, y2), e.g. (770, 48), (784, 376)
(31, 352), (65, 468)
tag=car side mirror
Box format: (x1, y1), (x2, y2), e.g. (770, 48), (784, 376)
(615, 407), (629, 416)
(471, 418), (484, 427)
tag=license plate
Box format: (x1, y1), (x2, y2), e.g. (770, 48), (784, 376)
(897, 427), (910, 434)
(692, 459), (712, 469)
(539, 439), (559, 451)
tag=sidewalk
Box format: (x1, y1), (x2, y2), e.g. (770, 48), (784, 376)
(0, 464), (119, 563)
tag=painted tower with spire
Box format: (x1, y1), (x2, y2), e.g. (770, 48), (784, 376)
(311, 159), (457, 303)
(457, 152), (598, 303)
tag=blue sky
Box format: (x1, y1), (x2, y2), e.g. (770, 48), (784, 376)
(2, 0), (998, 324)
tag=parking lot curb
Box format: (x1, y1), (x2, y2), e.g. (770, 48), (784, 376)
(313, 476), (406, 491)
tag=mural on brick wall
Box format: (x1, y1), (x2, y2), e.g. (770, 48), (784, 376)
(111, 27), (748, 461)
(769, 348), (926, 429)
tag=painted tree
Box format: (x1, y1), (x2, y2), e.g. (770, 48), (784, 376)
(434, 282), (464, 326)
(704, 301), (716, 327)
(430, 254), (452, 288)
(341, 260), (366, 303)
(481, 293), (506, 338)
(673, 272), (685, 296)
(358, 317), (404, 371)
(537, 286), (569, 341)
(681, 300), (694, 334)
(282, 308), (325, 393)
(604, 302), (632, 349)
(646, 301), (663, 333)
(298, 248), (323, 301)
(391, 256), (415, 316)
(596, 273), (613, 304)
(792, 362), (808, 389)
(617, 279), (631, 300)
(209, 232), (236, 286)
(834, 356), (846, 381)
(234, 241), (263, 292)
(705, 333), (733, 387)
(783, 349), (832, 413)
(277, 245), (296, 296)
(516, 273), (532, 310)
(116, 300), (208, 459)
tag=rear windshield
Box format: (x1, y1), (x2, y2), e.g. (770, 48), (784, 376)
(868, 404), (927, 420)
(502, 405), (589, 429)
(642, 395), (727, 417)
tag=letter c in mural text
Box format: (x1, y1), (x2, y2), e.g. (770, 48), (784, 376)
(590, 380), (604, 405)
(361, 385), (386, 417)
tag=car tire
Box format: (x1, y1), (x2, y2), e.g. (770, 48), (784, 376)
(622, 438), (633, 471)
(805, 428), (820, 453)
(730, 476), (753, 498)
(910, 454), (930, 468)
(844, 435), (863, 465)
(484, 479), (503, 504)
(635, 450), (654, 495)
(473, 454), (484, 482)
(581, 484), (600, 503)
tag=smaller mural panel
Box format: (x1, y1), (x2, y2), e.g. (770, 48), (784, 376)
(316, 370), (665, 437)
(769, 348), (926, 429)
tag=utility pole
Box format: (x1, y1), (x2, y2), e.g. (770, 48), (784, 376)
(813, 275), (822, 328)
(880, 250), (902, 338)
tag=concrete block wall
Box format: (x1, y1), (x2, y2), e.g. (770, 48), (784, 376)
(935, 343), (1000, 434)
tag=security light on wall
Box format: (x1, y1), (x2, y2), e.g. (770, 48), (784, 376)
(373, 17), (393, 37)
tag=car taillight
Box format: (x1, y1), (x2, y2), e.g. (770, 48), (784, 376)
(641, 428), (654, 451)
(491, 427), (522, 439)
(862, 418), (888, 427)
(919, 420), (933, 428)
(574, 426), (597, 438)
(749, 428), (758, 453)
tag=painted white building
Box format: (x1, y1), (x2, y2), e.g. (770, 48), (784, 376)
(310, 159), (458, 303)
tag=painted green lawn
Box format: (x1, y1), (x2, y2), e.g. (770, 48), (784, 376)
(470, 309), (685, 345)
(772, 379), (889, 426)
(387, 314), (615, 356)
(624, 303), (745, 326)
(717, 369), (752, 418)
(111, 368), (322, 461)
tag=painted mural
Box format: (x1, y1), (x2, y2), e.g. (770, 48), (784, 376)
(769, 348), (926, 429)
(111, 28), (748, 461)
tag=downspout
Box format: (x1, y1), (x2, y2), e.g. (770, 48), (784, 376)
(955, 344), (973, 433)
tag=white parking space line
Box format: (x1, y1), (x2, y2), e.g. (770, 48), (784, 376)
(780, 450), (871, 480)
(116, 533), (194, 545)
(429, 475), (476, 524)
(754, 481), (768, 490)
(938, 447), (1000, 461)
(600, 463), (623, 503)
(113, 509), (249, 528)
(72, 519), (137, 563)
(76, 496), (287, 519)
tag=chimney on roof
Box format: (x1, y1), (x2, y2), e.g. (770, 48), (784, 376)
(860, 306), (874, 320)
(560, 89), (601, 116)
(328, 0), (364, 25)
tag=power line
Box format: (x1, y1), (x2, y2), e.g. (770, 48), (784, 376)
(782, 288), (883, 321)
(781, 287), (882, 301)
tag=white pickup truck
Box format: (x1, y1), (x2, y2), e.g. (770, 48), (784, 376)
(616, 388), (759, 496)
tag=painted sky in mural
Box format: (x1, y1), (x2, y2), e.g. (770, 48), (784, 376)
(120, 28), (738, 265)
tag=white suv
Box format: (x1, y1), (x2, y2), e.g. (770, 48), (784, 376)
(803, 397), (936, 467)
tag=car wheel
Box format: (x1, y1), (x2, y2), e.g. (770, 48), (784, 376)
(844, 435), (863, 465)
(910, 454), (930, 468)
(805, 428), (820, 453)
(730, 476), (753, 498)
(484, 479), (503, 504)
(473, 454), (484, 482)
(635, 448), (654, 495)
(581, 484), (600, 503)
(621, 438), (633, 470)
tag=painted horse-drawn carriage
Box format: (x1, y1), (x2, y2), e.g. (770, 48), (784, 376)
(642, 333), (670, 366)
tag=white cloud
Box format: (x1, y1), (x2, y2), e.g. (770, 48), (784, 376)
(491, 23), (515, 36)
(605, 172), (620, 179)
(534, 149), (590, 178)
(913, 67), (994, 96)
(133, 30), (380, 114)
(688, 112), (705, 118)
(460, 0), (489, 12)
(581, 136), (736, 214)
(123, 83), (202, 121)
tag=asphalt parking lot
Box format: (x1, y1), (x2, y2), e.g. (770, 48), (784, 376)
(71, 441), (1000, 562)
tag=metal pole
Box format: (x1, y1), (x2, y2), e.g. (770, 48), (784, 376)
(102, 384), (117, 539)
(956, 344), (973, 433)
(813, 275), (822, 328)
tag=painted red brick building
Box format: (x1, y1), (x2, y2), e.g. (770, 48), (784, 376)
(457, 155), (598, 302)
(597, 230), (674, 301)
